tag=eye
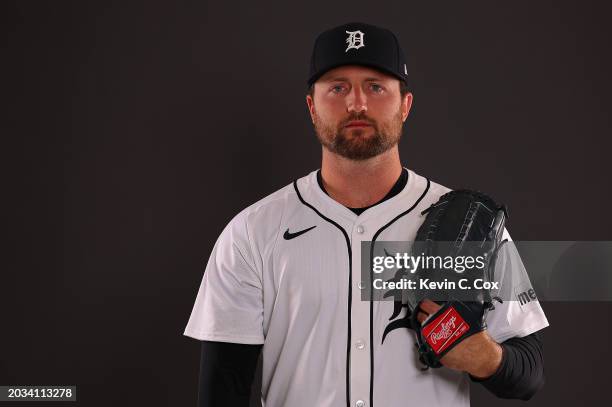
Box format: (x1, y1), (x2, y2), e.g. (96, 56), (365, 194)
(331, 85), (347, 94)
(370, 83), (384, 93)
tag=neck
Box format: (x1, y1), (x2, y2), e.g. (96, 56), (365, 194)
(320, 146), (403, 208)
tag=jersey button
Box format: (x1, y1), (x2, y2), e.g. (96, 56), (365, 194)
(356, 225), (365, 234)
(356, 400), (365, 407)
(355, 340), (366, 350)
(358, 281), (365, 290)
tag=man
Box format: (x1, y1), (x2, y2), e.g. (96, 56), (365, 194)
(184, 22), (548, 407)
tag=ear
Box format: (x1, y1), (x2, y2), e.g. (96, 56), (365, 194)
(401, 92), (413, 122)
(306, 94), (316, 123)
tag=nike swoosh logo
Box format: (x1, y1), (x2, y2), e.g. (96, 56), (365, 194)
(283, 226), (317, 240)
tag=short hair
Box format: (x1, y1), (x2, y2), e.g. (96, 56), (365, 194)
(399, 80), (410, 98)
(307, 80), (411, 98)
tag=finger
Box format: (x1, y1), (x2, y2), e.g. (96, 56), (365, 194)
(418, 299), (441, 315)
(417, 311), (428, 324)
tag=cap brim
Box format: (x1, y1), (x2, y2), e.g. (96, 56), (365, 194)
(307, 62), (408, 87)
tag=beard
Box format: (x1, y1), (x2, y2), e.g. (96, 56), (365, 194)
(313, 108), (404, 161)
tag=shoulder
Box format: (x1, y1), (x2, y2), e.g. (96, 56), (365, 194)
(407, 169), (453, 206)
(411, 170), (508, 211)
(218, 172), (312, 247)
(235, 181), (297, 225)
(427, 178), (452, 201)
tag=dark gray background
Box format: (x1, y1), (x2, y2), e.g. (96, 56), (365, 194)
(2, 0), (611, 406)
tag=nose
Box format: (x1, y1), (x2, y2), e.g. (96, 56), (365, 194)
(346, 87), (367, 113)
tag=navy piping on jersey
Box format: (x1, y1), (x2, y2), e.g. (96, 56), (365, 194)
(368, 178), (431, 407)
(292, 180), (354, 407)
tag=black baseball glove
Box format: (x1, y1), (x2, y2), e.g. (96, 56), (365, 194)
(409, 189), (508, 369)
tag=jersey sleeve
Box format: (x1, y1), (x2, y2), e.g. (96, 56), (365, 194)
(184, 213), (265, 345)
(485, 228), (550, 343)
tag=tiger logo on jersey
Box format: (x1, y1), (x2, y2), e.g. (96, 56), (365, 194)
(381, 250), (413, 344)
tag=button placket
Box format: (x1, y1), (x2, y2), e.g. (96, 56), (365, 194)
(351, 221), (370, 407)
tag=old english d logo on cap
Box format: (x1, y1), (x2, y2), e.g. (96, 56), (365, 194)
(345, 30), (365, 52)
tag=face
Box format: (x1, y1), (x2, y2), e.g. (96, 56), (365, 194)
(306, 65), (413, 161)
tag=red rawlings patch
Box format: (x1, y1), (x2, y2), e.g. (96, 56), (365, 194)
(422, 306), (470, 355)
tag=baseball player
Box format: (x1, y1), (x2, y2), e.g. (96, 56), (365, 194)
(184, 22), (548, 407)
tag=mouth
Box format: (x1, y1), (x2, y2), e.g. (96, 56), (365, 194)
(344, 121), (372, 128)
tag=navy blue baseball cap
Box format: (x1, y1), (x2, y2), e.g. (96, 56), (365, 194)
(308, 22), (410, 87)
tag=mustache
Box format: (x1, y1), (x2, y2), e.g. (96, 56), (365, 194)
(340, 113), (377, 128)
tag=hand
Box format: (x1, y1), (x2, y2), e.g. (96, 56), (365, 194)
(416, 299), (503, 378)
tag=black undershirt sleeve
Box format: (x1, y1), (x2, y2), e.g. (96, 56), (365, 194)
(198, 341), (262, 407)
(471, 331), (545, 400)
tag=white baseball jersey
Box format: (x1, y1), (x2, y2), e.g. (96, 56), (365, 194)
(184, 168), (549, 407)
